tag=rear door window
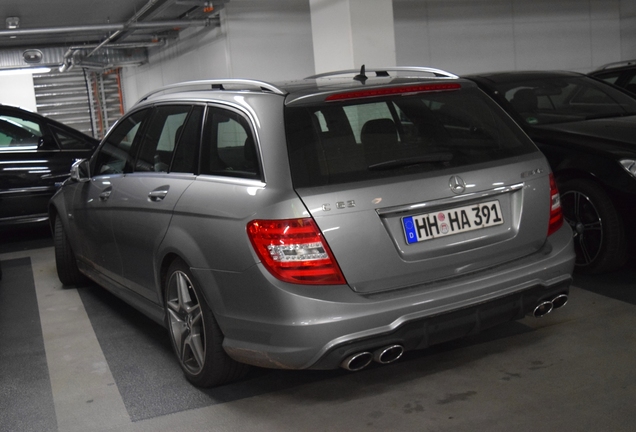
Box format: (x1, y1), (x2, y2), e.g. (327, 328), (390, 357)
(135, 105), (191, 172)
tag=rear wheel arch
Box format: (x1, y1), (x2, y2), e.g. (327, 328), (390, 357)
(162, 256), (249, 387)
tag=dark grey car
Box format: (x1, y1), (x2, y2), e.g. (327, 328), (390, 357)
(50, 67), (575, 387)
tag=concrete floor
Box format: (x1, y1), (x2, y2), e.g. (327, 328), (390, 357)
(1, 226), (635, 432)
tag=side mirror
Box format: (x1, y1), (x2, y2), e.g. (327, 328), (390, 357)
(70, 159), (91, 182)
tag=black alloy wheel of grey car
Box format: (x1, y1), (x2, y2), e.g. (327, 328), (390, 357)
(54, 216), (89, 286)
(164, 259), (249, 387)
(559, 178), (627, 274)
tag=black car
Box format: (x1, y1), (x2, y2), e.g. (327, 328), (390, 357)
(589, 60), (636, 95)
(0, 105), (98, 226)
(466, 71), (636, 274)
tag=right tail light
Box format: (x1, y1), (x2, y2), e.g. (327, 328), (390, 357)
(548, 173), (564, 236)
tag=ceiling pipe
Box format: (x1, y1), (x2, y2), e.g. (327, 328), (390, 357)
(0, 20), (209, 38)
(59, 40), (167, 72)
(86, 0), (162, 58)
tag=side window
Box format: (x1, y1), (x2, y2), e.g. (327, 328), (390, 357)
(135, 106), (191, 172)
(172, 106), (204, 174)
(594, 72), (620, 85)
(0, 114), (43, 149)
(50, 126), (94, 150)
(200, 107), (260, 179)
(623, 73), (636, 94)
(93, 109), (149, 175)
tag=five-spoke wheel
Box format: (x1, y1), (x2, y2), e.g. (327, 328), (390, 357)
(559, 178), (626, 274)
(164, 259), (249, 387)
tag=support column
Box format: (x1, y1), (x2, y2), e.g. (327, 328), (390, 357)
(309, 0), (396, 74)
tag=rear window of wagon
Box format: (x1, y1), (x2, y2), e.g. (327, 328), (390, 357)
(284, 87), (536, 188)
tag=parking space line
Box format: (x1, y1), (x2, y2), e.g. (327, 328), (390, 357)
(27, 247), (132, 432)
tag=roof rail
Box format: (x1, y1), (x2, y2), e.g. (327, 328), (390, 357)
(306, 66), (459, 80)
(593, 59), (636, 71)
(137, 79), (287, 103)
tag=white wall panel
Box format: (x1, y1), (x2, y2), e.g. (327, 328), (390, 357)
(394, 0), (626, 74)
(620, 0), (636, 59)
(513, 21), (592, 71)
(225, 0), (314, 81)
(427, 22), (516, 74)
(591, 20), (622, 67)
(0, 74), (37, 112)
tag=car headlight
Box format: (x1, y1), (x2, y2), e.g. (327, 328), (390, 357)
(620, 159), (636, 178)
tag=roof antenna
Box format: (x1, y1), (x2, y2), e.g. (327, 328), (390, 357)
(353, 64), (368, 84)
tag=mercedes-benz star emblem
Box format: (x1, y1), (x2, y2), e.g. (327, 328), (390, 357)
(449, 175), (466, 195)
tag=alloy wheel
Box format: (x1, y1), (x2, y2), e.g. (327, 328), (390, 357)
(560, 190), (603, 267)
(166, 271), (206, 375)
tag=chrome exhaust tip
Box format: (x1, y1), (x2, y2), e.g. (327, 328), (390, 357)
(551, 294), (568, 309)
(533, 300), (553, 318)
(340, 352), (373, 371)
(373, 345), (404, 364)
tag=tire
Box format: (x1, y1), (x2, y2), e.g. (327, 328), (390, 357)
(559, 178), (627, 274)
(54, 216), (89, 286)
(164, 259), (249, 387)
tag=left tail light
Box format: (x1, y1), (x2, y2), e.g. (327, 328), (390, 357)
(548, 173), (564, 237)
(247, 218), (346, 285)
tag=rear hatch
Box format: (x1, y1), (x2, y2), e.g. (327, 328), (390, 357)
(284, 79), (553, 293)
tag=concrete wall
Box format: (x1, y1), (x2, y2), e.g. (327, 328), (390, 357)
(121, 0), (634, 107)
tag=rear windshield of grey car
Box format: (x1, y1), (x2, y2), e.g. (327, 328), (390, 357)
(285, 86), (536, 187)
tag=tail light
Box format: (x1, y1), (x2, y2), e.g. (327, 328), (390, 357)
(548, 173), (563, 236)
(247, 218), (346, 285)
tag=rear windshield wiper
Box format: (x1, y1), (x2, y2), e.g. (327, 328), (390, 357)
(368, 152), (454, 171)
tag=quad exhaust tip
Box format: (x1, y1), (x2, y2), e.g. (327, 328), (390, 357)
(533, 293), (568, 318)
(373, 344), (404, 364)
(340, 352), (373, 371)
(341, 344), (405, 371)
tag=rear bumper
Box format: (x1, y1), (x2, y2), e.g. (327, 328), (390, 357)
(191, 224), (575, 370)
(312, 279), (570, 369)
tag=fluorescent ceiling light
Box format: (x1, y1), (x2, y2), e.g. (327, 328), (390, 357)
(0, 67), (51, 76)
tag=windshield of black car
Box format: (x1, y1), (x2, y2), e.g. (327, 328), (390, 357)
(284, 87), (535, 187)
(496, 76), (636, 126)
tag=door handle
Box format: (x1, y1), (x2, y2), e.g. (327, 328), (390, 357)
(148, 187), (169, 202)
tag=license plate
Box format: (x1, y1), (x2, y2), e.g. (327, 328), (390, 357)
(403, 200), (504, 244)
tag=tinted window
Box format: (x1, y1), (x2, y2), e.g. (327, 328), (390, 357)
(0, 114), (43, 149)
(594, 72), (620, 85)
(200, 107), (260, 179)
(93, 109), (149, 175)
(50, 126), (93, 150)
(172, 106), (204, 174)
(135, 106), (191, 172)
(499, 75), (636, 125)
(285, 87), (534, 187)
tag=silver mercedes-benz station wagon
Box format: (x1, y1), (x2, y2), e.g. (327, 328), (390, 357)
(50, 67), (575, 387)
